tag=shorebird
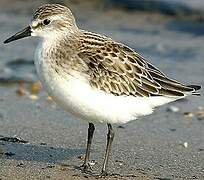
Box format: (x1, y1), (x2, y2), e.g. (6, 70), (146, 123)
(4, 4), (201, 175)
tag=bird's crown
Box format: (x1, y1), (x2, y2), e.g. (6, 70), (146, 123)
(33, 4), (72, 20)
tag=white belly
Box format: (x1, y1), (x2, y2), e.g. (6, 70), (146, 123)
(35, 62), (179, 124)
(34, 45), (180, 124)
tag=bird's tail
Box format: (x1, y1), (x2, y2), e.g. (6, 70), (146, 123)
(187, 85), (201, 96)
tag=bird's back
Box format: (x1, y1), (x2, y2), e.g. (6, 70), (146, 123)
(77, 30), (201, 98)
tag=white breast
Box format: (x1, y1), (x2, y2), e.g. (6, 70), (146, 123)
(34, 41), (181, 124)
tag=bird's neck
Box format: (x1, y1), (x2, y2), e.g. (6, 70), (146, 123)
(43, 28), (81, 48)
(35, 30), (87, 80)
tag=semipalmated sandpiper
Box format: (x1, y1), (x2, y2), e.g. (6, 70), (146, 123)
(4, 4), (201, 175)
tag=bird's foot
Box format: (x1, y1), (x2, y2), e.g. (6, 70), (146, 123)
(99, 170), (108, 177)
(80, 163), (93, 174)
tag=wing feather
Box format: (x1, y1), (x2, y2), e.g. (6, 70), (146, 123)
(78, 33), (199, 97)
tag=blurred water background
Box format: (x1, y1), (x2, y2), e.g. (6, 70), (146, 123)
(0, 0), (204, 84)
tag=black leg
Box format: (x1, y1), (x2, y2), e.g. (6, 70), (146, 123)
(81, 123), (95, 172)
(101, 123), (114, 176)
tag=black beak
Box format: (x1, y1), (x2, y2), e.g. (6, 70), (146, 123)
(4, 26), (31, 44)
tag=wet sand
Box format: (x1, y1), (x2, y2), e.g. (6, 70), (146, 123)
(0, 0), (204, 179)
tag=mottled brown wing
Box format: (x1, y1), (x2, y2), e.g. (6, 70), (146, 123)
(78, 40), (196, 97)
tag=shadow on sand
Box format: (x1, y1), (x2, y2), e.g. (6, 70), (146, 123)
(0, 139), (85, 163)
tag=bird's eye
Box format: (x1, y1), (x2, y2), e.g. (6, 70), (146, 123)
(43, 19), (51, 25)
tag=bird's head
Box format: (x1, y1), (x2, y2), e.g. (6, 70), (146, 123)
(4, 4), (78, 44)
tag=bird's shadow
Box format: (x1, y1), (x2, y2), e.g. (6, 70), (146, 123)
(0, 138), (85, 163)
